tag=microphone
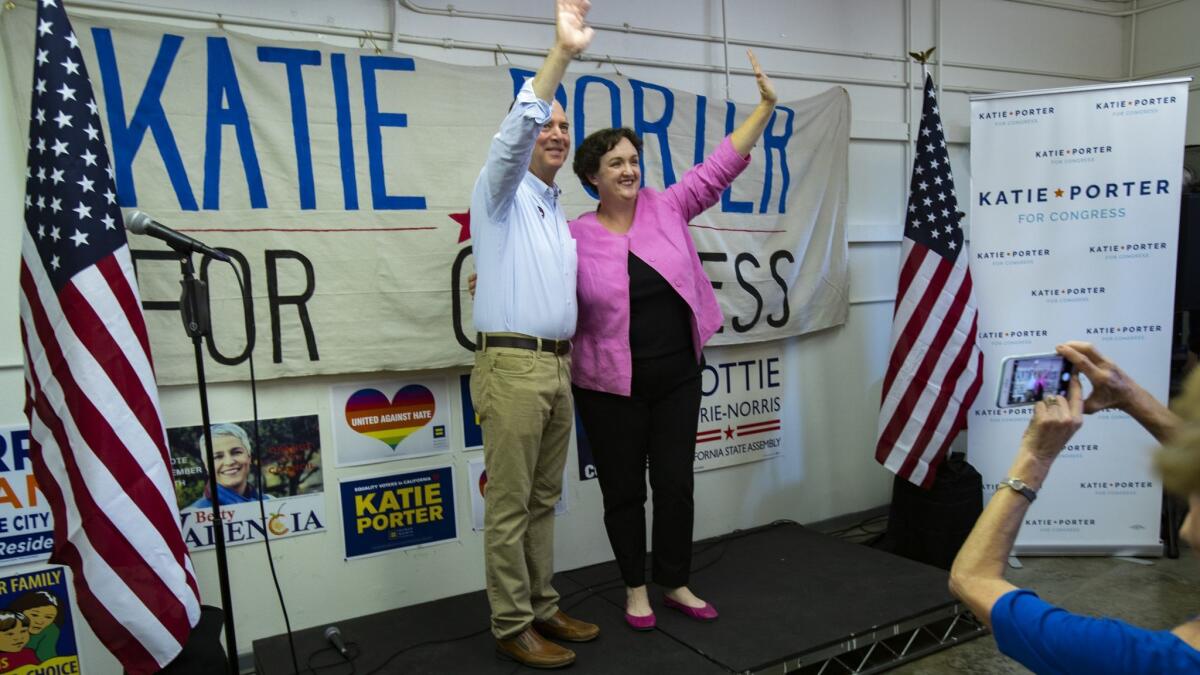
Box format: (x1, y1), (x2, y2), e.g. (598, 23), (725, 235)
(324, 625), (350, 660)
(122, 209), (231, 262)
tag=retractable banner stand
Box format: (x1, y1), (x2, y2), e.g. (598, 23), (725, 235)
(968, 78), (1190, 555)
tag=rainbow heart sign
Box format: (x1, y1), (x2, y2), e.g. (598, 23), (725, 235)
(344, 386), (437, 449)
(331, 378), (451, 467)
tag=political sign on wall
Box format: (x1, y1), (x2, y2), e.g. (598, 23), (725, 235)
(459, 374), (483, 451)
(167, 414), (326, 550)
(0, 567), (79, 674)
(0, 5), (850, 385)
(467, 457), (486, 531)
(466, 456), (568, 532)
(331, 377), (452, 466)
(694, 342), (786, 472)
(968, 79), (1189, 553)
(340, 465), (457, 559)
(576, 416), (596, 481)
(0, 428), (52, 568)
(574, 342), (786, 478)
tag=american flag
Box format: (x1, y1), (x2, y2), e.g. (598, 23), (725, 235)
(18, 1), (202, 672)
(875, 73), (983, 488)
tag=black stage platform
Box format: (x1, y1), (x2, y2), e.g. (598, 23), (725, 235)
(254, 523), (986, 674)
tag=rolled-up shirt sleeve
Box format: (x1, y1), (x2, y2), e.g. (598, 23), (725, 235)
(480, 79), (552, 221)
(991, 589), (1200, 674)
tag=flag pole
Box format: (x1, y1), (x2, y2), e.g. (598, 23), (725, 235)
(876, 43), (982, 488)
(909, 46), (934, 178)
(908, 45), (934, 82)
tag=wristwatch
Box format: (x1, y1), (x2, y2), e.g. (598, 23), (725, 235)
(998, 477), (1037, 503)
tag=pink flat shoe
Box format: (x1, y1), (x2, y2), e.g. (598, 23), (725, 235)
(624, 611), (656, 631)
(663, 596), (719, 622)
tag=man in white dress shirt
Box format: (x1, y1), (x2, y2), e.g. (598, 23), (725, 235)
(468, 0), (599, 668)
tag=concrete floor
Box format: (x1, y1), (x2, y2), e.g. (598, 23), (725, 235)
(893, 547), (1200, 673)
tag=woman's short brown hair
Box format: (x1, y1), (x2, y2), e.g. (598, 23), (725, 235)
(572, 128), (642, 193)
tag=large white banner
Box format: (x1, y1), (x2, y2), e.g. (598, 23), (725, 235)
(969, 79), (1189, 554)
(1, 6), (850, 385)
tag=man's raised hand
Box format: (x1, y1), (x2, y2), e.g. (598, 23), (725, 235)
(556, 0), (595, 56)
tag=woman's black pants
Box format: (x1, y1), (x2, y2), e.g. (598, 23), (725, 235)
(573, 350), (701, 589)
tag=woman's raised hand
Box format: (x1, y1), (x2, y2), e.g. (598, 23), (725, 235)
(748, 49), (777, 106)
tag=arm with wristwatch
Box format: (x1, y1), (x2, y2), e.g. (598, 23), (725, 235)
(951, 340), (1183, 621)
(947, 361), (1084, 623)
(948, 341), (1197, 674)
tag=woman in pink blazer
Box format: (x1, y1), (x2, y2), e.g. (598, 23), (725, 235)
(568, 50), (778, 630)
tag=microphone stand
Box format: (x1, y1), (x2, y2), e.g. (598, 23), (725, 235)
(178, 252), (239, 675)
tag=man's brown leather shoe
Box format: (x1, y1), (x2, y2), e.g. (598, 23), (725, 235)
(533, 610), (600, 642)
(495, 627), (576, 669)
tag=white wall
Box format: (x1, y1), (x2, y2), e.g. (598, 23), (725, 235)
(1132, 0), (1200, 144)
(0, 0), (1172, 672)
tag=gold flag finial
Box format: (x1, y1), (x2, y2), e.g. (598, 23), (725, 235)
(908, 47), (936, 64)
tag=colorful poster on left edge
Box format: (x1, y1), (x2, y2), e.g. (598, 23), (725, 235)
(0, 427), (52, 568)
(0, 566), (79, 674)
(167, 415), (326, 550)
(332, 378), (452, 467)
(340, 466), (458, 559)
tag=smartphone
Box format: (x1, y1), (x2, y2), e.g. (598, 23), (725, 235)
(996, 353), (1074, 408)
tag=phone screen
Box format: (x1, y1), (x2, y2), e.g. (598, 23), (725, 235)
(998, 354), (1073, 407)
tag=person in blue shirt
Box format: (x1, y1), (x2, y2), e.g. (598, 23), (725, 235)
(188, 423), (269, 509)
(950, 341), (1200, 674)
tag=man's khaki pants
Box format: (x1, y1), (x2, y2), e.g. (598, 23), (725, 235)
(471, 336), (573, 640)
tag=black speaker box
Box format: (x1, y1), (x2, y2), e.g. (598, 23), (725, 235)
(875, 453), (983, 570)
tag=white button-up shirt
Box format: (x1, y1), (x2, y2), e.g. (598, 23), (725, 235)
(471, 80), (577, 340)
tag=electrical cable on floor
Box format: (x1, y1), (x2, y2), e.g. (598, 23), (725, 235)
(358, 625), (492, 675)
(303, 641), (361, 675)
(824, 514), (889, 540)
(355, 575), (632, 674)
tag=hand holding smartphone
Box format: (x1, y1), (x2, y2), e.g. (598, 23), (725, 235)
(997, 353), (1075, 408)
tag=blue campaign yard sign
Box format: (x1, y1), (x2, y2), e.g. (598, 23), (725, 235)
(339, 466), (457, 559)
